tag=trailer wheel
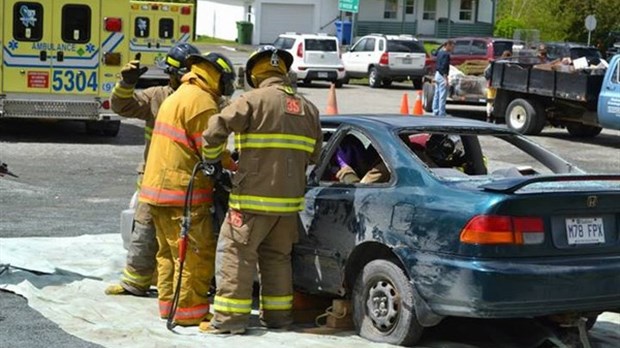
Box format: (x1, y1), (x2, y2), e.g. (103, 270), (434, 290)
(422, 82), (434, 113)
(566, 124), (602, 137)
(505, 99), (546, 135)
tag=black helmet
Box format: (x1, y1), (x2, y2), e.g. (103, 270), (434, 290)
(245, 45), (293, 88)
(158, 42), (201, 76)
(186, 52), (237, 96)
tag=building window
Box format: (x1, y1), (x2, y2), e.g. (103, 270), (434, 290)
(384, 0), (397, 19)
(405, 0), (415, 15)
(423, 0), (436, 20)
(459, 0), (473, 21)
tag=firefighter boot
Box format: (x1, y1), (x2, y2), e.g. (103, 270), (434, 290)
(199, 322), (246, 335)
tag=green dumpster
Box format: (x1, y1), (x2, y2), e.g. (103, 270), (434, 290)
(236, 21), (253, 45)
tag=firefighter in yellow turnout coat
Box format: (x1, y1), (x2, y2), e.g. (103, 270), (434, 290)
(139, 52), (236, 326)
(201, 46), (322, 334)
(106, 43), (200, 297)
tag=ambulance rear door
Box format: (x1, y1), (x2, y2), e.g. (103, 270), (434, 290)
(50, 0), (100, 96)
(2, 0), (53, 93)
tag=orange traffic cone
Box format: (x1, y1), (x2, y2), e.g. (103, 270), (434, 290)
(412, 90), (424, 116)
(325, 83), (339, 115)
(399, 93), (410, 115)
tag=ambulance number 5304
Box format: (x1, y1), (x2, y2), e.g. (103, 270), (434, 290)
(52, 70), (97, 92)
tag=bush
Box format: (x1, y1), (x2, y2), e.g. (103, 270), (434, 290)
(494, 17), (526, 39)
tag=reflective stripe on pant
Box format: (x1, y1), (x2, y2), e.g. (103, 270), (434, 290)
(151, 205), (216, 326)
(121, 201), (157, 291)
(211, 212), (298, 330)
(432, 71), (448, 117)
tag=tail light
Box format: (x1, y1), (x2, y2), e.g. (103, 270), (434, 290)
(297, 43), (303, 58)
(337, 67), (345, 72)
(181, 6), (191, 15)
(104, 17), (122, 32)
(379, 52), (389, 65)
(151, 4), (159, 10)
(101, 100), (110, 110)
(298, 67), (307, 71)
(180, 25), (190, 34)
(460, 215), (545, 245)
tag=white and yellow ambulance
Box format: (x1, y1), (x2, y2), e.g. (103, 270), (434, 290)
(0, 0), (194, 136)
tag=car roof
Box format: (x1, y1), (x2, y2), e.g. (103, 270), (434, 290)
(452, 37), (515, 43)
(320, 115), (516, 133)
(279, 33), (337, 40)
(364, 33), (419, 41)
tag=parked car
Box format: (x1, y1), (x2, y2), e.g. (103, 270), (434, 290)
(342, 34), (428, 89)
(273, 32), (346, 87)
(293, 115), (620, 346)
(543, 42), (603, 65)
(431, 37), (518, 66)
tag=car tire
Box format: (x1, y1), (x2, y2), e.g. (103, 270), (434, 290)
(335, 80), (344, 88)
(368, 67), (381, 88)
(382, 79), (392, 87)
(422, 81), (434, 113)
(352, 259), (423, 346)
(412, 78), (423, 90)
(505, 98), (546, 135)
(566, 124), (602, 137)
(86, 120), (121, 137)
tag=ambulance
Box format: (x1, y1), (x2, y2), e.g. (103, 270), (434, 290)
(0, 0), (195, 136)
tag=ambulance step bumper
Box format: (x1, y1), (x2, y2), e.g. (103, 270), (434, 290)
(0, 99), (100, 120)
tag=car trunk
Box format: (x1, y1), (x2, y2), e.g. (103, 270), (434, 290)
(303, 38), (341, 67)
(460, 176), (620, 257)
(386, 40), (426, 71)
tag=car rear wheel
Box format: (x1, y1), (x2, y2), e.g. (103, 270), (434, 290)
(352, 259), (423, 346)
(422, 81), (434, 113)
(566, 124), (602, 137)
(505, 98), (546, 135)
(368, 68), (381, 88)
(412, 78), (423, 90)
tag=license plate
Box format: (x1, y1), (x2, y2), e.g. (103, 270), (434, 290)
(402, 58), (412, 64)
(565, 217), (605, 245)
(318, 72), (328, 78)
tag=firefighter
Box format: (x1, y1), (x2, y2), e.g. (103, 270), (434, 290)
(200, 46), (322, 334)
(105, 42), (201, 297)
(138, 52), (236, 327)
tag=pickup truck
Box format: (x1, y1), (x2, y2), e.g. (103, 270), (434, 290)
(489, 55), (620, 137)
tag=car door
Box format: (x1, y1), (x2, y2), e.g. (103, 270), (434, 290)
(343, 38), (374, 75)
(294, 126), (393, 295)
(597, 56), (620, 129)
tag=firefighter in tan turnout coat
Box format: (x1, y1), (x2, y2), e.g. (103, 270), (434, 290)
(138, 52), (236, 327)
(105, 43), (201, 296)
(200, 46), (322, 334)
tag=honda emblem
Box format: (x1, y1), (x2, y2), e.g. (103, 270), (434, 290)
(586, 196), (598, 208)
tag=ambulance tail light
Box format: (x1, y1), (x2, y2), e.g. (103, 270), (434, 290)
(103, 52), (122, 66)
(181, 6), (191, 15)
(104, 17), (122, 32)
(151, 4), (159, 10)
(180, 25), (190, 34)
(101, 100), (111, 110)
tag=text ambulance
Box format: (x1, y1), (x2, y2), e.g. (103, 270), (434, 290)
(0, 0), (194, 136)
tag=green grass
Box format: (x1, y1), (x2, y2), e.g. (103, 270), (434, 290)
(195, 35), (237, 45)
(423, 42), (441, 55)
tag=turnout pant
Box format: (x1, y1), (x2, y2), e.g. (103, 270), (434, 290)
(120, 201), (157, 294)
(151, 205), (216, 326)
(211, 211), (298, 330)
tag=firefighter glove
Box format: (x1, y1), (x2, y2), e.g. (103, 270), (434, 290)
(121, 60), (149, 85)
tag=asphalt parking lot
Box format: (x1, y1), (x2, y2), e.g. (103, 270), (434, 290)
(1, 61), (619, 347)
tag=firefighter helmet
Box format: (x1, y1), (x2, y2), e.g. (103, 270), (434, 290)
(245, 45), (293, 88)
(186, 52), (237, 96)
(157, 42), (201, 77)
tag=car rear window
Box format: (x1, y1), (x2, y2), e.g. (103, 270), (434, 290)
(304, 39), (338, 52)
(273, 37), (295, 50)
(387, 40), (425, 53)
(492, 41), (514, 57)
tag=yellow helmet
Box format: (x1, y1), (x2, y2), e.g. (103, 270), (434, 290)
(245, 45), (293, 88)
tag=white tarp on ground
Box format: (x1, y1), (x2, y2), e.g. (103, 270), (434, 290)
(1, 234), (619, 348)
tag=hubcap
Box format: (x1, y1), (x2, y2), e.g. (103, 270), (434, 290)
(509, 105), (527, 129)
(369, 71), (376, 86)
(365, 279), (399, 332)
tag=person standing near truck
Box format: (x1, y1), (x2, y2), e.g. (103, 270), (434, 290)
(432, 40), (454, 117)
(105, 43), (201, 297)
(484, 50), (512, 123)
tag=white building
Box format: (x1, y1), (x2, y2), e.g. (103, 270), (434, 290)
(196, 0), (497, 45)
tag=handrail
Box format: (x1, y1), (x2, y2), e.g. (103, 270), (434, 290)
(320, 16), (340, 30)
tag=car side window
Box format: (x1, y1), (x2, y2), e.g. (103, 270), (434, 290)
(365, 38), (376, 52)
(320, 130), (391, 185)
(471, 40), (487, 55)
(378, 39), (385, 52)
(613, 62), (620, 84)
(352, 38), (367, 52)
(453, 40), (470, 55)
(273, 37), (295, 50)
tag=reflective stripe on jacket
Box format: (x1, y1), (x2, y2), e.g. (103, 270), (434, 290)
(110, 82), (173, 174)
(202, 76), (322, 215)
(139, 79), (218, 207)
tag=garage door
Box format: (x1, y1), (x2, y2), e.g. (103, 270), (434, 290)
(260, 3), (314, 44)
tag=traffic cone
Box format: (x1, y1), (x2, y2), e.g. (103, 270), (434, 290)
(399, 93), (410, 115)
(412, 90), (424, 116)
(325, 83), (339, 115)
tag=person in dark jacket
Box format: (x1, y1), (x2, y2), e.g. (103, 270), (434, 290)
(432, 40), (454, 116)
